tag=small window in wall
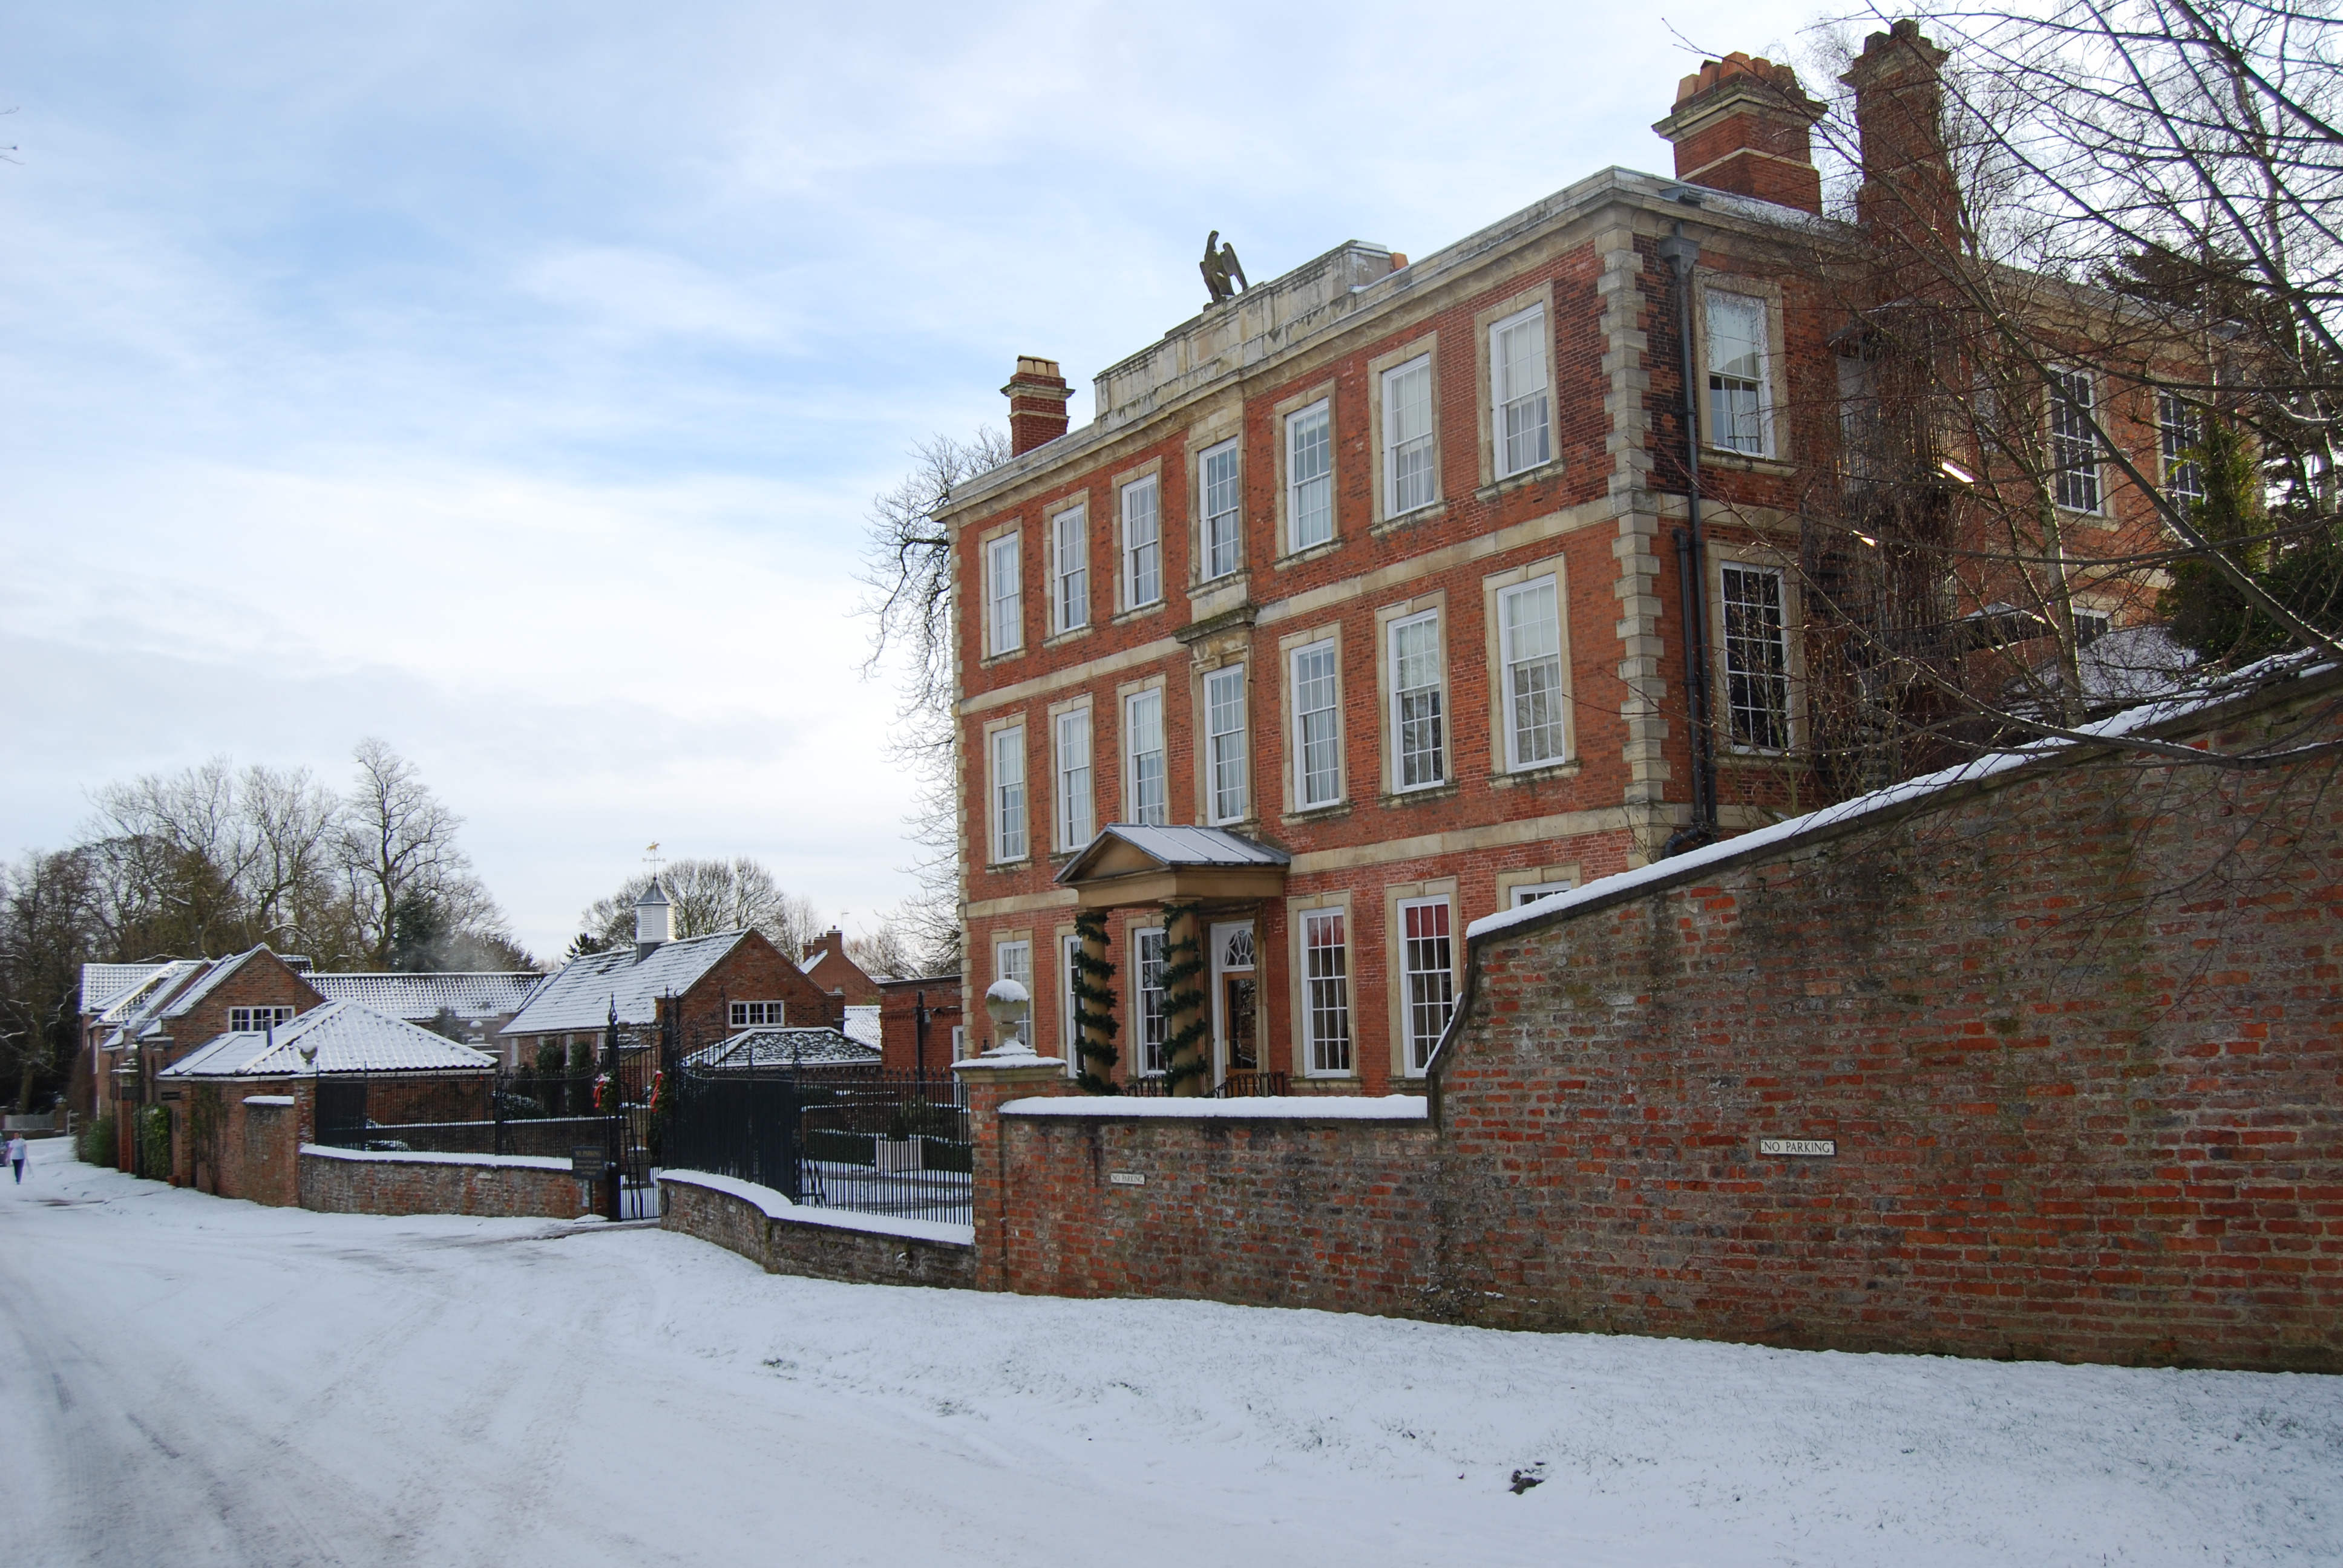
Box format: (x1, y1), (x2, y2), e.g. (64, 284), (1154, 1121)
(2073, 607), (2111, 648)
(1720, 564), (1792, 752)
(1510, 881), (1575, 909)
(1498, 577), (1566, 768)
(985, 532), (1022, 655)
(1122, 475), (1162, 608)
(991, 940), (1031, 1051)
(2050, 368), (2103, 514)
(1491, 305), (1551, 478)
(1125, 689), (1168, 826)
(1055, 707), (1093, 851)
(951, 1024), (967, 1060)
(1051, 505), (1089, 633)
(730, 1001), (784, 1027)
(1135, 927), (1168, 1076)
(991, 725), (1028, 862)
(1706, 292), (1769, 456)
(1400, 898), (1454, 1075)
(1291, 639), (1342, 809)
(2158, 389), (2205, 506)
(1205, 665), (1248, 824)
(1383, 356), (1436, 515)
(1389, 610), (1446, 789)
(1201, 440), (1242, 580)
(229, 1006), (295, 1033)
(1288, 400), (1334, 550)
(1301, 909), (1351, 1076)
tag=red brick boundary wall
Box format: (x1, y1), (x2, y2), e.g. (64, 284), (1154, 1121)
(990, 1099), (1435, 1312)
(299, 1146), (592, 1220)
(657, 1171), (975, 1289)
(1430, 667), (2343, 1370)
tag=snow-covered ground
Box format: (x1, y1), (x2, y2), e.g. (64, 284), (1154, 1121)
(2, 1137), (2335, 1567)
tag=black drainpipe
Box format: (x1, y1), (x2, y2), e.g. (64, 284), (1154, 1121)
(1658, 217), (1719, 857)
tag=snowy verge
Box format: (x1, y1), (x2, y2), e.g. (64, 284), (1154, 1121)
(658, 1170), (974, 1247)
(1467, 654), (2339, 942)
(241, 1095), (295, 1106)
(300, 1144), (575, 1172)
(1001, 1095), (1427, 1121)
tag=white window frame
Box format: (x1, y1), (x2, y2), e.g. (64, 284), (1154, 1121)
(1121, 475), (1162, 609)
(1496, 575), (1568, 770)
(1705, 290), (1772, 457)
(729, 1000), (784, 1028)
(2158, 388), (2204, 507)
(1382, 354), (1437, 518)
(1060, 932), (1083, 1074)
(1204, 664), (1248, 825)
(1054, 705), (1093, 852)
(1509, 881), (1575, 909)
(1050, 503), (1088, 635)
(2049, 368), (2104, 515)
(1286, 400), (1334, 551)
(1133, 926), (1168, 1077)
(984, 531), (1023, 656)
(1388, 609), (1447, 791)
(1123, 688), (1168, 827)
(1300, 907), (1352, 1077)
(1290, 638), (1343, 810)
(229, 1005), (295, 1033)
(1398, 895), (1455, 1077)
(1489, 304), (1552, 479)
(989, 724), (1029, 863)
(1718, 563), (1793, 753)
(1200, 439), (1242, 581)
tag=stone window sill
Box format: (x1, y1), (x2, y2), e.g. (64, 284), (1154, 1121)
(1475, 461), (1565, 503)
(1700, 448), (1796, 478)
(1489, 759), (1582, 788)
(1380, 781), (1460, 808)
(1274, 538), (1345, 571)
(1371, 501), (1450, 538)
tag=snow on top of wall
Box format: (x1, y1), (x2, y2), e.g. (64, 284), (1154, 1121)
(657, 1169), (974, 1245)
(300, 1145), (575, 1172)
(1467, 656), (2338, 944)
(1000, 1095), (1429, 1121)
(241, 1095), (296, 1106)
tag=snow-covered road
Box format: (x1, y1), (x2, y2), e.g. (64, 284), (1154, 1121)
(3, 1138), (2336, 1567)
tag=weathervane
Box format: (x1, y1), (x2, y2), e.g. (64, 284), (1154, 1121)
(1201, 230), (1248, 305)
(643, 841), (665, 879)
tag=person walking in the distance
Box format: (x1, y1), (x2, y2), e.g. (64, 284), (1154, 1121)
(8, 1130), (26, 1183)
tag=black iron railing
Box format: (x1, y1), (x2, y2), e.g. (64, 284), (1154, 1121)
(1119, 1071), (1291, 1098)
(661, 1068), (972, 1229)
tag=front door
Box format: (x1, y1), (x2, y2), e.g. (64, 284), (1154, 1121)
(1210, 921), (1259, 1081)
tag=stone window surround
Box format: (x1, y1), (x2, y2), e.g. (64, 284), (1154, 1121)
(1114, 456), (1168, 618)
(977, 517), (1025, 664)
(1365, 331), (1444, 529)
(1116, 672), (1170, 826)
(1184, 405), (1245, 590)
(1191, 648), (1255, 830)
(1277, 619), (1349, 818)
(1708, 537), (1807, 758)
(1472, 281), (1561, 491)
(1381, 875), (1460, 1079)
(1046, 496), (1091, 641)
(988, 930), (1033, 1051)
(1494, 861), (1582, 910)
(1694, 269), (1791, 465)
(1271, 378), (1341, 563)
(1480, 554), (1578, 780)
(1046, 692), (1095, 856)
(1285, 889), (1355, 1080)
(1374, 589), (1452, 800)
(980, 713), (1031, 868)
(1122, 911), (1168, 1080)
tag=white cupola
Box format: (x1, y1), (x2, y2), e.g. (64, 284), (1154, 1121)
(634, 879), (672, 959)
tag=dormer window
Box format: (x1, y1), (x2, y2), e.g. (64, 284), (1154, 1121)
(230, 1006), (295, 1033)
(730, 1001), (784, 1027)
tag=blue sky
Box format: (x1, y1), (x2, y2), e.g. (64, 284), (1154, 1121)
(0, 0), (1825, 961)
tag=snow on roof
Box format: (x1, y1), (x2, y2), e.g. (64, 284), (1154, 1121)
(684, 1027), (881, 1071)
(843, 1004), (881, 1051)
(500, 930), (754, 1036)
(155, 947), (267, 1022)
(1056, 824), (1293, 883)
(160, 1001), (497, 1077)
(93, 960), (204, 1028)
(307, 972), (545, 1024)
(1467, 653), (2339, 946)
(82, 962), (171, 1015)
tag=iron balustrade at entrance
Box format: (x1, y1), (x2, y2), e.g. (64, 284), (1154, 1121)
(1118, 1071), (1291, 1098)
(661, 1067), (971, 1229)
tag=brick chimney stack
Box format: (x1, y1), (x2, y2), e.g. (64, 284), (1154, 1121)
(1003, 356), (1072, 456)
(1651, 52), (1826, 215)
(1843, 19), (1961, 252)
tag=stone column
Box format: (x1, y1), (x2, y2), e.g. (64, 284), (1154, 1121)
(954, 1050), (1074, 1292)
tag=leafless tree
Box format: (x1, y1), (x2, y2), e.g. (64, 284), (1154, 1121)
(340, 738), (505, 968)
(579, 856), (822, 957)
(857, 428), (1012, 975)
